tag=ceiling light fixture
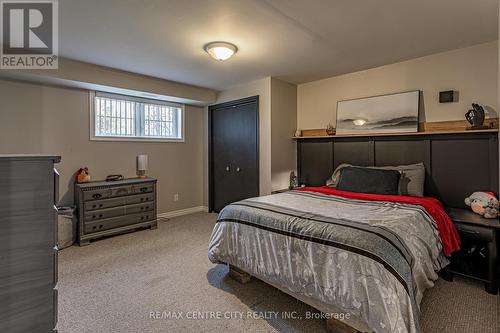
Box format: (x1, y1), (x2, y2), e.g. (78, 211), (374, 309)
(204, 42), (238, 61)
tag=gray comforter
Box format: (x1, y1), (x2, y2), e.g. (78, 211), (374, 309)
(208, 190), (448, 333)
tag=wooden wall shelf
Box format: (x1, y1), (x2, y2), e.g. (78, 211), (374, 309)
(293, 128), (499, 139)
(293, 119), (499, 139)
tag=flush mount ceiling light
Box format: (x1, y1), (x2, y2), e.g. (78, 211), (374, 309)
(204, 42), (238, 61)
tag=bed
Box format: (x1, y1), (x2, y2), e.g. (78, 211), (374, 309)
(208, 131), (500, 333)
(208, 183), (460, 333)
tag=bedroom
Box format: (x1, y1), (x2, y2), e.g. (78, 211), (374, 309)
(0, 1), (499, 333)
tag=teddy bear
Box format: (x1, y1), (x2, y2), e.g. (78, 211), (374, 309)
(464, 192), (499, 219)
(75, 167), (91, 183)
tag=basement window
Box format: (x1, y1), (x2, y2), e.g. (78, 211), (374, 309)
(90, 91), (184, 142)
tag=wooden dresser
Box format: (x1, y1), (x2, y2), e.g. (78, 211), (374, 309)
(75, 178), (157, 245)
(0, 155), (60, 333)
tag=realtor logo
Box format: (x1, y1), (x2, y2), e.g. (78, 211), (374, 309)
(1, 0), (58, 69)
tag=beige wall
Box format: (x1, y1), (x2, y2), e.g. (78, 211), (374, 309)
(298, 41), (499, 129)
(0, 79), (205, 214)
(271, 78), (297, 191)
(215, 77), (272, 195)
(0, 58), (217, 106)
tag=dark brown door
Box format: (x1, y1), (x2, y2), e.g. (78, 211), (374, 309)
(209, 96), (259, 212)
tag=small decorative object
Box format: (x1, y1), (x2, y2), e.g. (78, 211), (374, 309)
(336, 90), (419, 135)
(294, 129), (302, 137)
(464, 192), (499, 219)
(465, 103), (488, 130)
(439, 90), (457, 103)
(136, 154), (148, 178)
(289, 171), (299, 189)
(75, 167), (90, 183)
(326, 123), (335, 135)
(106, 174), (124, 182)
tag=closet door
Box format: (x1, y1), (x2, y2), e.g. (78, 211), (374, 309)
(210, 96), (259, 212)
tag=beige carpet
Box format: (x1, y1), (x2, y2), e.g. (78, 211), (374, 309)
(57, 212), (499, 333)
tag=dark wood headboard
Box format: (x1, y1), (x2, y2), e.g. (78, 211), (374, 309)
(297, 132), (499, 209)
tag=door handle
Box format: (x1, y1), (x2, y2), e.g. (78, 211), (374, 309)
(236, 167), (241, 172)
(225, 166), (230, 172)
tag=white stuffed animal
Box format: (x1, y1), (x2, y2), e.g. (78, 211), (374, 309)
(464, 192), (499, 219)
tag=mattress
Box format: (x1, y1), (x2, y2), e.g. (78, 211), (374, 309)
(208, 189), (456, 333)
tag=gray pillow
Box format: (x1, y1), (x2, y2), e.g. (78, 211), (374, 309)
(326, 163), (352, 187)
(326, 163), (425, 197)
(337, 167), (401, 195)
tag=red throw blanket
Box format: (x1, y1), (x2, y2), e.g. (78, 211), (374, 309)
(295, 186), (460, 256)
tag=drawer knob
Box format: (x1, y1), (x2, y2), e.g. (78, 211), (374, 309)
(140, 187), (148, 193)
(92, 193), (102, 199)
(92, 215), (96, 219)
(99, 204), (103, 208)
(99, 214), (103, 218)
(92, 205), (96, 209)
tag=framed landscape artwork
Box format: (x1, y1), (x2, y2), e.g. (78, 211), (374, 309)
(336, 90), (420, 135)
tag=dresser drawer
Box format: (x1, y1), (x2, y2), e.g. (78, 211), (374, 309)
(0, 282), (55, 333)
(82, 185), (135, 201)
(133, 183), (154, 194)
(83, 212), (155, 234)
(111, 185), (134, 197)
(83, 188), (112, 201)
(1, 246), (54, 282)
(455, 223), (495, 242)
(84, 193), (154, 211)
(85, 206), (125, 221)
(84, 202), (154, 222)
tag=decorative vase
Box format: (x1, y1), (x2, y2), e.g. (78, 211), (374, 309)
(326, 124), (335, 136)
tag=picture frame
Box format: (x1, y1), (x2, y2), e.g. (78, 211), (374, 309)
(336, 90), (420, 135)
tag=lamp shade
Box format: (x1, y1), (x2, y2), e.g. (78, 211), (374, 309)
(137, 154), (148, 178)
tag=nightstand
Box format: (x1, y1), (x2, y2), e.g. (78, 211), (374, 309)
(446, 207), (499, 294)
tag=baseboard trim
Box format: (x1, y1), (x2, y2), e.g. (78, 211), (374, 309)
(157, 206), (208, 219)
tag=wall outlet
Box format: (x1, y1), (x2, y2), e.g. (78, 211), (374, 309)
(173, 193), (179, 202)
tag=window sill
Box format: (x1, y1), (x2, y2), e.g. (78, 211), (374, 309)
(90, 136), (185, 143)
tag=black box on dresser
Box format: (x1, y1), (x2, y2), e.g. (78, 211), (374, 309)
(75, 178), (157, 246)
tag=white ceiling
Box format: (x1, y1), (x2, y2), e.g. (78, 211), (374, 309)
(60, 0), (498, 91)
